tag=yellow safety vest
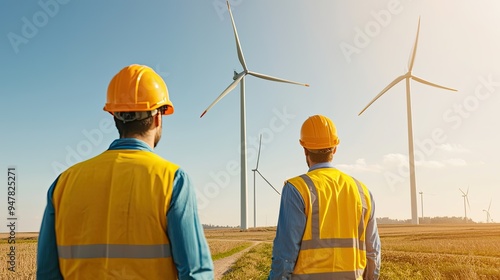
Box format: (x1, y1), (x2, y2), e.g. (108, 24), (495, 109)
(53, 149), (178, 279)
(287, 167), (372, 280)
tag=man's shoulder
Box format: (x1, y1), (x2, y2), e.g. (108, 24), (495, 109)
(62, 150), (181, 175)
(293, 167), (367, 187)
(61, 152), (105, 174)
(143, 152), (178, 167)
(143, 153), (191, 179)
(285, 173), (306, 184)
(285, 168), (343, 184)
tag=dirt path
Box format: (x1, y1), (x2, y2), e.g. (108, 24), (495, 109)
(213, 241), (259, 280)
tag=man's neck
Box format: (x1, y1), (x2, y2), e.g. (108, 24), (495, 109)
(121, 134), (154, 149)
(308, 161), (333, 169)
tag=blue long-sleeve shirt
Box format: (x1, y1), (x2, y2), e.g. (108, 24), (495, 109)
(37, 138), (214, 279)
(268, 162), (381, 280)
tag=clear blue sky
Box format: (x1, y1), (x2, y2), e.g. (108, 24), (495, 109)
(1, 0), (500, 231)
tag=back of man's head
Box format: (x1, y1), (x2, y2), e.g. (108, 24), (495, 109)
(299, 115), (340, 163)
(103, 64), (175, 138)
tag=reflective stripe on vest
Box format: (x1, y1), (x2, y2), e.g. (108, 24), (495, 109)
(298, 174), (368, 251)
(58, 244), (172, 259)
(354, 178), (368, 242)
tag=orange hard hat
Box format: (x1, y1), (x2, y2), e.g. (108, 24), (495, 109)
(104, 64), (174, 115)
(299, 115), (340, 149)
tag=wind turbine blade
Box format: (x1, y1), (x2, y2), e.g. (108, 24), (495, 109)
(227, 1), (248, 71)
(488, 199), (492, 212)
(247, 71), (309, 87)
(358, 75), (406, 116)
(200, 73), (245, 118)
(459, 188), (465, 195)
(466, 186), (469, 196)
(466, 196), (471, 210)
(408, 17), (421, 72)
(411, 75), (458, 92)
(255, 134), (262, 170)
(256, 170), (281, 195)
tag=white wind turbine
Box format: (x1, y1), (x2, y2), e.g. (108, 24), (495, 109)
(252, 134), (281, 228)
(358, 18), (457, 225)
(459, 187), (471, 223)
(419, 191), (424, 220)
(200, 1), (309, 230)
(483, 199), (492, 223)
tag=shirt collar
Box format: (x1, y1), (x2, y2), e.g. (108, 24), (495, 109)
(108, 138), (154, 152)
(308, 161), (335, 172)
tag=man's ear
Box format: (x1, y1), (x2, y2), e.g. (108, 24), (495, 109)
(154, 112), (162, 128)
(304, 147), (309, 157)
(332, 146), (337, 155)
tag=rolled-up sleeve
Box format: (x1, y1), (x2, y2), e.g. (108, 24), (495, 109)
(167, 169), (214, 280)
(268, 182), (306, 280)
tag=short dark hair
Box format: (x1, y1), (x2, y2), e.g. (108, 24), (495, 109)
(114, 116), (154, 138)
(307, 148), (334, 163)
(113, 106), (168, 138)
(308, 151), (333, 163)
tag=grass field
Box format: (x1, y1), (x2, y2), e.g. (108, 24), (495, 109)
(1, 224), (500, 279)
(221, 243), (272, 280)
(207, 240), (253, 261)
(379, 224), (500, 279)
(204, 227), (277, 241)
(0, 233), (37, 280)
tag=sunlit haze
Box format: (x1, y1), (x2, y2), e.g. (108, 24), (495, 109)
(1, 0), (499, 231)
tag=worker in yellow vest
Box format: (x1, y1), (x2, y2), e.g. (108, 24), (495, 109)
(37, 64), (214, 279)
(268, 115), (381, 280)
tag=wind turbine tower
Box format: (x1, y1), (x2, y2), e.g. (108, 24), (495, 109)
(252, 134), (281, 228)
(459, 187), (471, 223)
(483, 199), (492, 223)
(200, 1), (308, 230)
(358, 18), (457, 225)
(419, 191), (424, 220)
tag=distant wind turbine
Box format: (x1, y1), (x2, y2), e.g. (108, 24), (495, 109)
(358, 18), (457, 225)
(200, 1), (308, 230)
(459, 187), (471, 223)
(252, 134), (281, 228)
(419, 191), (424, 220)
(483, 199), (492, 223)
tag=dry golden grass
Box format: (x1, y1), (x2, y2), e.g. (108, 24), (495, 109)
(0, 232), (38, 240)
(0, 242), (37, 280)
(211, 224), (500, 279)
(379, 224), (500, 279)
(207, 240), (252, 260)
(379, 224), (500, 257)
(204, 227), (276, 242)
(220, 243), (272, 280)
(208, 240), (252, 256)
(2, 224), (499, 279)
(382, 250), (500, 280)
